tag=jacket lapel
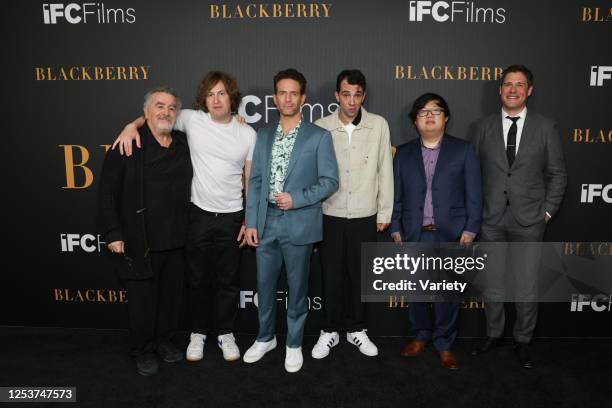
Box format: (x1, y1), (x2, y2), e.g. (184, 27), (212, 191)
(284, 123), (307, 180)
(411, 139), (426, 185)
(263, 126), (276, 185)
(491, 117), (509, 169)
(431, 136), (448, 187)
(513, 114), (533, 166)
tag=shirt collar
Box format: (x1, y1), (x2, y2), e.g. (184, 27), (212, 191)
(420, 136), (442, 151)
(351, 109), (362, 126)
(276, 116), (302, 137)
(332, 107), (372, 131)
(502, 106), (527, 121)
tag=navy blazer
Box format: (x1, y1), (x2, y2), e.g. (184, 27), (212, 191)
(246, 120), (339, 245)
(390, 134), (483, 242)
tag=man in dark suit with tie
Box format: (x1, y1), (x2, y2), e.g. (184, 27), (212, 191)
(242, 69), (339, 373)
(391, 93), (483, 370)
(471, 65), (567, 368)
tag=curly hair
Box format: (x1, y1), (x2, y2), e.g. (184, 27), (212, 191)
(194, 71), (242, 114)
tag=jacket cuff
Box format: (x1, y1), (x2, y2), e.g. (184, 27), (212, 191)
(462, 231), (477, 239)
(288, 190), (306, 209)
(376, 213), (392, 224)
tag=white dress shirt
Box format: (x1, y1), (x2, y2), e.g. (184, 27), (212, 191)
(501, 106), (527, 152)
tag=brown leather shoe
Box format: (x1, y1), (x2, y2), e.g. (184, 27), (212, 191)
(400, 340), (425, 357)
(439, 351), (459, 370)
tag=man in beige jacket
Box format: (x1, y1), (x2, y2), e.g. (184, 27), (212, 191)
(312, 70), (394, 359)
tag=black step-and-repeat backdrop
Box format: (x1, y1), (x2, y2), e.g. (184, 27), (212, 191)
(4, 1), (611, 337)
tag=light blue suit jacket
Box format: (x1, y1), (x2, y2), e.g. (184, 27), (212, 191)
(246, 120), (339, 245)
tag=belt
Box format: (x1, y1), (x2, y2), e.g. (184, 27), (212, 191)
(421, 224), (436, 231)
(201, 209), (241, 217)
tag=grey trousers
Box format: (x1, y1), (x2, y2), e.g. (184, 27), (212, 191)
(479, 206), (546, 344)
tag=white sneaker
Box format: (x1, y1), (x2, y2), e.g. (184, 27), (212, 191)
(311, 331), (339, 359)
(347, 330), (378, 356)
(243, 337), (277, 363)
(186, 332), (206, 362)
(285, 346), (303, 373)
(218, 333), (240, 361)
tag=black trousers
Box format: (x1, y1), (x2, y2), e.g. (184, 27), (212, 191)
(319, 214), (377, 333)
(185, 203), (243, 335)
(122, 248), (185, 357)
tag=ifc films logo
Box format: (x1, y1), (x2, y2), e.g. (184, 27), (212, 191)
(60, 233), (105, 253)
(581, 184), (612, 204)
(590, 66), (612, 87)
(42, 3), (135, 24)
(408, 1), (506, 23)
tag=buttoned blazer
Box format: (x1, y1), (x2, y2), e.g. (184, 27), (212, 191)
(472, 112), (567, 227)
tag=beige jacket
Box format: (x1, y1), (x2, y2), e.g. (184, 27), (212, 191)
(315, 108), (394, 223)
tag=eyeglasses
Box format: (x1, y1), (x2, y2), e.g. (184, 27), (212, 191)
(417, 108), (445, 117)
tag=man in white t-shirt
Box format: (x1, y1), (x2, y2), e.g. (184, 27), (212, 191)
(113, 72), (256, 363)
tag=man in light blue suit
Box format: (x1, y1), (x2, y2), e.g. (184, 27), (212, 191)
(243, 69), (339, 373)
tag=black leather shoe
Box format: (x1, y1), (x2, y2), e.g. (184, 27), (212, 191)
(136, 353), (159, 376)
(515, 343), (533, 369)
(471, 337), (503, 356)
(157, 342), (184, 363)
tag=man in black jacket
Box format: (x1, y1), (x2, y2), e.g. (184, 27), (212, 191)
(97, 87), (193, 376)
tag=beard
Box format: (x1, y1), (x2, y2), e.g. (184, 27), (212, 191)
(154, 117), (174, 133)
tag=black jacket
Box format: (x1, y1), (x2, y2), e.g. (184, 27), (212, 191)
(97, 124), (191, 279)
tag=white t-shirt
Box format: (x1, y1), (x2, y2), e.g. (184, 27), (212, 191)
(343, 123), (357, 145)
(175, 109), (256, 213)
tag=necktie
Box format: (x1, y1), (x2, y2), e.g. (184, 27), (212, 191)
(506, 116), (519, 166)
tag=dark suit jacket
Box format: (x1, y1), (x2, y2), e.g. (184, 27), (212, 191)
(246, 120), (339, 245)
(472, 111), (567, 227)
(390, 135), (483, 242)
